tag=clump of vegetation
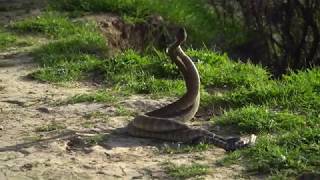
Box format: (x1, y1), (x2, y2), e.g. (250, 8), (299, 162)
(67, 91), (116, 104)
(35, 122), (66, 132)
(12, 11), (262, 97)
(213, 106), (306, 134)
(83, 111), (107, 119)
(211, 68), (320, 115)
(0, 29), (17, 50)
(83, 134), (108, 146)
(23, 135), (42, 142)
(49, 0), (247, 45)
(0, 28), (31, 51)
(30, 55), (102, 82)
(98, 49), (269, 96)
(163, 162), (210, 179)
(209, 68), (320, 178)
(159, 143), (213, 154)
(11, 12), (107, 82)
(188, 49), (271, 89)
(12, 12), (183, 95)
(11, 11), (85, 38)
(100, 49), (185, 95)
(114, 105), (136, 116)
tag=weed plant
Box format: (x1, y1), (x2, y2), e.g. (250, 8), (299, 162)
(0, 28), (31, 51)
(163, 162), (210, 179)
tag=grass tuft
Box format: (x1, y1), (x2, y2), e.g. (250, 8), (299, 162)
(212, 106), (306, 134)
(0, 29), (17, 50)
(0, 28), (32, 51)
(83, 134), (108, 146)
(67, 91), (116, 104)
(211, 69), (320, 178)
(35, 122), (66, 132)
(163, 162), (210, 179)
(10, 11), (89, 38)
(159, 143), (213, 154)
(12, 12), (108, 82)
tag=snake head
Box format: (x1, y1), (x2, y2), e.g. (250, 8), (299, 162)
(225, 134), (257, 152)
(176, 28), (187, 43)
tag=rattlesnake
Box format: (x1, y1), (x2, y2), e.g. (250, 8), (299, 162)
(127, 28), (256, 151)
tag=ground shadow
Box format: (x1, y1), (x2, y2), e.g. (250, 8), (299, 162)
(0, 127), (165, 155)
(0, 123), (247, 156)
(0, 51), (33, 68)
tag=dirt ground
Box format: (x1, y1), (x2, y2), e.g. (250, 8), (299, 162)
(0, 1), (254, 179)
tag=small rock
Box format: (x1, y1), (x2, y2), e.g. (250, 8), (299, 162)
(83, 164), (92, 169)
(20, 163), (33, 171)
(3, 100), (25, 106)
(104, 152), (111, 158)
(36, 107), (50, 113)
(132, 176), (143, 179)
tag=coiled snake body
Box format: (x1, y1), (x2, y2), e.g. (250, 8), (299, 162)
(127, 28), (255, 151)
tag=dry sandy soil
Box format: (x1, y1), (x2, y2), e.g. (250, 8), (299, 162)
(0, 1), (255, 179)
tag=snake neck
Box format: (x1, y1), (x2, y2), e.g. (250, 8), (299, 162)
(145, 28), (200, 119)
(171, 28), (200, 102)
(176, 46), (200, 99)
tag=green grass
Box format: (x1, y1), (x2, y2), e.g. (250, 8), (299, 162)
(207, 68), (320, 178)
(95, 49), (268, 96)
(189, 49), (270, 89)
(13, 11), (257, 97)
(212, 106), (306, 134)
(23, 135), (42, 142)
(115, 105), (136, 116)
(83, 134), (108, 146)
(0, 28), (32, 51)
(83, 111), (106, 119)
(15, 12), (182, 95)
(10, 11), (88, 38)
(163, 162), (210, 179)
(30, 55), (102, 82)
(0, 29), (17, 50)
(11, 12), (107, 82)
(35, 122), (66, 132)
(67, 90), (116, 104)
(159, 143), (213, 154)
(209, 68), (320, 116)
(49, 0), (248, 46)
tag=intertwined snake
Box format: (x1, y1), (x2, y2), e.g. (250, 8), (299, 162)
(127, 28), (256, 151)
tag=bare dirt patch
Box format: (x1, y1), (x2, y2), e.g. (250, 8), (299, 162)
(84, 13), (173, 55)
